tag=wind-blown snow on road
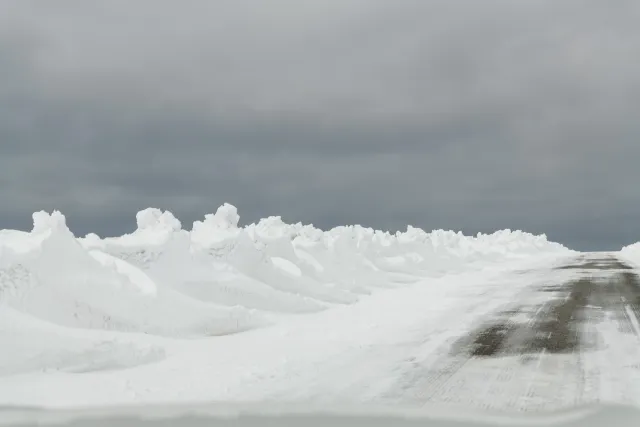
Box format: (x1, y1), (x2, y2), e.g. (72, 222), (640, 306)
(4, 203), (619, 411)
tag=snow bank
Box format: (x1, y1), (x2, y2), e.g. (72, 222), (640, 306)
(619, 242), (640, 266)
(1, 211), (267, 339)
(0, 205), (570, 347)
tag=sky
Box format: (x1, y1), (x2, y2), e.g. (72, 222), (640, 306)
(1, 0), (640, 251)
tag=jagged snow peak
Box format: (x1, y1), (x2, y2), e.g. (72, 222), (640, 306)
(136, 208), (182, 232)
(32, 210), (69, 234)
(191, 203), (241, 248)
(0, 210), (71, 256)
(92, 208), (185, 248)
(0, 204), (571, 341)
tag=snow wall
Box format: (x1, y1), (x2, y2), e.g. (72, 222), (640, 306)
(0, 204), (571, 339)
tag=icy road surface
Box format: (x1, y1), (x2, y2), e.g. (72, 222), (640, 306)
(236, 252), (640, 412)
(2, 253), (640, 414)
(400, 253), (640, 411)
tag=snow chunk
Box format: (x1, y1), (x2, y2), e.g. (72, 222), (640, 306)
(101, 209), (183, 247)
(32, 210), (69, 234)
(194, 203), (240, 231)
(213, 203), (241, 229)
(0, 211), (73, 256)
(191, 203), (241, 247)
(136, 208), (182, 231)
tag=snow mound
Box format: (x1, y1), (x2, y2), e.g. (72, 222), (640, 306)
(0, 205), (571, 344)
(190, 203), (241, 248)
(32, 210), (69, 234)
(1, 210), (268, 338)
(621, 242), (638, 251)
(84, 208), (184, 249)
(0, 211), (70, 256)
(618, 242), (640, 267)
(0, 206), (577, 408)
(136, 208), (182, 232)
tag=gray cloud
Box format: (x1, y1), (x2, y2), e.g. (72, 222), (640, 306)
(2, 0), (640, 250)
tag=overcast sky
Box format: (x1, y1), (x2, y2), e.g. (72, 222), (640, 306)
(1, 0), (640, 250)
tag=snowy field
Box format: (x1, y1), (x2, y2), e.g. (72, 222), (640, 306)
(3, 204), (640, 424)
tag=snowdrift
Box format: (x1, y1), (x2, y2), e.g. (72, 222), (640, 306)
(619, 242), (640, 267)
(0, 203), (569, 375)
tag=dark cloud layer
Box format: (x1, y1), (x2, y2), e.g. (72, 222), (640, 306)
(2, 0), (640, 250)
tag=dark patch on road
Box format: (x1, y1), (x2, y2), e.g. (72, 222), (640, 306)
(556, 258), (633, 271)
(470, 323), (514, 357)
(619, 272), (640, 314)
(452, 256), (640, 359)
(540, 285), (563, 292)
(596, 271), (640, 337)
(525, 278), (593, 354)
(412, 255), (640, 410)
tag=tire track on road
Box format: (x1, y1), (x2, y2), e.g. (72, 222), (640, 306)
(413, 254), (640, 411)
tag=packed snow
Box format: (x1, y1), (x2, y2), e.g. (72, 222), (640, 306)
(0, 204), (575, 409)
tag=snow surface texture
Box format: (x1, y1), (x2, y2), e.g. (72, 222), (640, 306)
(1, 403), (639, 427)
(0, 204), (571, 408)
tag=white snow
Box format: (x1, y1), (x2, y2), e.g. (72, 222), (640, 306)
(619, 242), (640, 268)
(1, 402), (637, 427)
(88, 250), (158, 296)
(271, 256), (303, 277)
(0, 204), (577, 410)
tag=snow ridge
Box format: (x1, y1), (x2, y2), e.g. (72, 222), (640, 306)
(0, 205), (571, 373)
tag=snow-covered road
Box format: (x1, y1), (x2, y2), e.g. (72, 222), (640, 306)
(0, 258), (547, 408)
(5, 252), (640, 412)
(213, 252), (640, 412)
(2, 255), (640, 427)
(241, 252), (640, 412)
(402, 254), (640, 411)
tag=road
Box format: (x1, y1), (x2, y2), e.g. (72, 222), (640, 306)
(396, 253), (640, 411)
(2, 253), (640, 416)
